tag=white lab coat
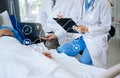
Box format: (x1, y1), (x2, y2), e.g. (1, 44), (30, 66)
(37, 0), (77, 44)
(71, 0), (111, 68)
(38, 0), (111, 68)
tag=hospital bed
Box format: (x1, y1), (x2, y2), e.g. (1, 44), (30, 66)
(0, 3), (119, 77)
(0, 36), (120, 78)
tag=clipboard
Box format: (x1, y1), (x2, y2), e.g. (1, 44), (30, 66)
(53, 18), (78, 33)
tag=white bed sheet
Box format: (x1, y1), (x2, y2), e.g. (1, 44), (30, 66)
(0, 36), (106, 78)
(30, 43), (107, 78)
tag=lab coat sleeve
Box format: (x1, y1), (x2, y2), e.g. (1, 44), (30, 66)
(54, 26), (67, 45)
(37, 0), (48, 25)
(87, 1), (111, 35)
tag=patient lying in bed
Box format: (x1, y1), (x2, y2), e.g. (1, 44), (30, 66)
(0, 28), (14, 37)
(0, 26), (52, 58)
(0, 26), (23, 43)
(0, 26), (119, 78)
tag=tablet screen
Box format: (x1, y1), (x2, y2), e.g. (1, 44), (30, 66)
(53, 18), (78, 33)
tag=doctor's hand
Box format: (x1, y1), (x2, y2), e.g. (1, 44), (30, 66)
(0, 29), (14, 37)
(41, 34), (57, 41)
(72, 25), (89, 33)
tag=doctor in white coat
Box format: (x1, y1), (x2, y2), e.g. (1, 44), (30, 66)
(57, 0), (111, 68)
(37, 0), (77, 49)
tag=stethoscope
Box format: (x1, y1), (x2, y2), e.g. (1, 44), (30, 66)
(80, 0), (95, 19)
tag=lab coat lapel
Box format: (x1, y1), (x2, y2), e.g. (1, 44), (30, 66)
(51, 0), (74, 18)
(84, 5), (93, 17)
(86, 5), (93, 13)
(45, 1), (54, 14)
(83, 0), (95, 20)
(52, 0), (63, 10)
(83, 0), (95, 18)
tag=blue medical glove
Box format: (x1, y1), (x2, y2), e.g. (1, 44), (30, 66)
(57, 37), (86, 56)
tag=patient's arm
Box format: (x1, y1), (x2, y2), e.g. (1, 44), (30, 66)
(0, 29), (14, 37)
(42, 52), (52, 59)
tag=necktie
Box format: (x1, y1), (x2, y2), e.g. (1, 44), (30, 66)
(85, 0), (93, 11)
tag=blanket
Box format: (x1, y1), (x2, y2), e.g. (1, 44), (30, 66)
(0, 36), (106, 78)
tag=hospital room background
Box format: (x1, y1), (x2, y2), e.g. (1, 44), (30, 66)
(0, 0), (120, 68)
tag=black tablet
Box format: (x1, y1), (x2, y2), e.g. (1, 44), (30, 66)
(53, 18), (78, 33)
(20, 22), (45, 44)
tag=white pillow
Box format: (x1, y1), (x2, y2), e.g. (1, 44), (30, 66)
(0, 10), (13, 28)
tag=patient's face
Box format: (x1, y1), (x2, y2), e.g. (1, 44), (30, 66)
(0, 29), (14, 37)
